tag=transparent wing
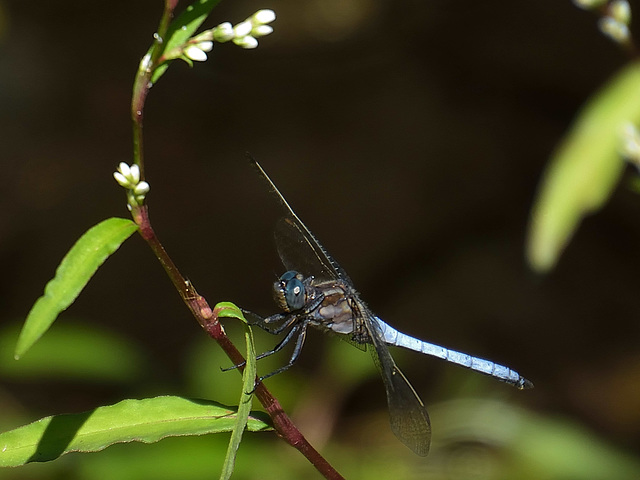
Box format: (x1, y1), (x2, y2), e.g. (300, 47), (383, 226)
(364, 309), (431, 456)
(251, 158), (352, 283)
(275, 217), (352, 283)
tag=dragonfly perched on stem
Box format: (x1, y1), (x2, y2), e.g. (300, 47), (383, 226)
(241, 158), (533, 456)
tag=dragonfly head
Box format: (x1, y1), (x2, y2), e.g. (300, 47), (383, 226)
(273, 270), (306, 312)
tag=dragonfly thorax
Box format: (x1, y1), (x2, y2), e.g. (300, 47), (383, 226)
(273, 270), (306, 312)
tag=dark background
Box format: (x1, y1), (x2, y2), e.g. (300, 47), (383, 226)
(2, 0), (640, 474)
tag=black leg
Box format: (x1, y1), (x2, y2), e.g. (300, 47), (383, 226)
(244, 309), (299, 336)
(228, 303), (320, 378)
(256, 321), (303, 361)
(259, 322), (309, 381)
(221, 318), (301, 372)
(262, 313), (300, 335)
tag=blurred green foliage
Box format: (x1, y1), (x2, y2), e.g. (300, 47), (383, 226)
(0, 322), (145, 383)
(2, 322), (639, 479)
(527, 61), (640, 272)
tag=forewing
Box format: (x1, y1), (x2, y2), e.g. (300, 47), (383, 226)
(274, 217), (336, 281)
(364, 310), (431, 456)
(250, 158), (352, 283)
(335, 329), (368, 352)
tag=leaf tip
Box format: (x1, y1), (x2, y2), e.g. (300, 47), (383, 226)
(526, 235), (557, 274)
(14, 333), (32, 361)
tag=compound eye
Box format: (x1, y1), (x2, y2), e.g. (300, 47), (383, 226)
(281, 271), (305, 311)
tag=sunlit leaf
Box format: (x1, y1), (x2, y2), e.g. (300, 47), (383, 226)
(0, 396), (272, 467)
(215, 302), (256, 480)
(15, 218), (138, 359)
(527, 61), (640, 272)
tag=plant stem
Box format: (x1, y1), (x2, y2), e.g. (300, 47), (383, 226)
(127, 3), (344, 474)
(159, 0), (180, 37)
(131, 205), (344, 479)
(131, 0), (177, 178)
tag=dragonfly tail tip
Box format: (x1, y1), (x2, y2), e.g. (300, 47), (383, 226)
(518, 378), (534, 390)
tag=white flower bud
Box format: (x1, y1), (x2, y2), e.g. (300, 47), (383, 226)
(213, 22), (234, 42)
(198, 41), (214, 52)
(218, 21), (233, 32)
(114, 171), (129, 187)
(129, 164), (140, 184)
(252, 25), (273, 38)
(234, 21), (252, 38)
(233, 35), (258, 49)
(139, 53), (152, 73)
(192, 30), (214, 43)
(134, 181), (150, 196)
(118, 162), (131, 178)
(184, 45), (209, 62)
(252, 9), (276, 25)
(114, 162), (149, 208)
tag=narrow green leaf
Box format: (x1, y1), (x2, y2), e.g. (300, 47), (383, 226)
(214, 302), (248, 321)
(216, 302), (257, 480)
(15, 218), (138, 359)
(527, 61), (640, 272)
(0, 396), (272, 467)
(151, 0), (223, 85)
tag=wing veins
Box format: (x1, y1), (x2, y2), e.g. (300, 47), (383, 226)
(251, 158), (352, 282)
(364, 307), (431, 456)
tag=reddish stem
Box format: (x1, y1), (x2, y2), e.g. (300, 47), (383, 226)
(127, 3), (345, 476)
(130, 208), (343, 479)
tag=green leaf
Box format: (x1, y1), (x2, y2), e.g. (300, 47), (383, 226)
(214, 302), (248, 322)
(527, 61), (640, 272)
(0, 322), (145, 382)
(0, 396), (272, 467)
(15, 218), (138, 359)
(215, 302), (257, 480)
(150, 0), (223, 85)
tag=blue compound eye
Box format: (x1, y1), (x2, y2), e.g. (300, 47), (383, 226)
(280, 271), (305, 311)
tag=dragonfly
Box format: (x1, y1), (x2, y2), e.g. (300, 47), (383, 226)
(244, 158), (533, 456)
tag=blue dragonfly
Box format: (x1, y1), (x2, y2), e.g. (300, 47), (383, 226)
(245, 159), (533, 456)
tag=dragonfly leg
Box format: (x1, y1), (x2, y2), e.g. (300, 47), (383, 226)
(256, 321), (303, 361)
(259, 321), (309, 381)
(301, 292), (325, 315)
(221, 318), (302, 372)
(261, 312), (300, 335)
(242, 308), (298, 335)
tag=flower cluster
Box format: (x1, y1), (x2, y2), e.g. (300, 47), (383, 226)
(113, 163), (150, 210)
(184, 9), (276, 62)
(574, 0), (632, 46)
